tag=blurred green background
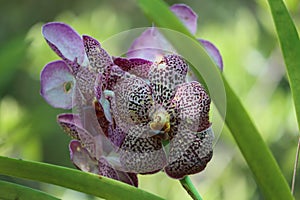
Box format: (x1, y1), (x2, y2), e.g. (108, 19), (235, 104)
(0, 0), (299, 199)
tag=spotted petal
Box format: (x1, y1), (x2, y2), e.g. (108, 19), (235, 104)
(149, 55), (188, 107)
(42, 22), (88, 67)
(172, 81), (211, 132)
(94, 100), (126, 148)
(98, 157), (119, 180)
(127, 27), (175, 61)
(111, 76), (153, 132)
(57, 113), (83, 140)
(119, 124), (166, 174)
(57, 113), (107, 155)
(113, 57), (152, 79)
(200, 39), (223, 71)
(75, 66), (98, 104)
(40, 60), (75, 109)
(170, 4), (198, 35)
(83, 35), (113, 88)
(165, 125), (214, 179)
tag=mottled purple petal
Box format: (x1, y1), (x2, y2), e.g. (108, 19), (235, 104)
(111, 77), (153, 131)
(171, 81), (211, 132)
(94, 73), (103, 101)
(83, 35), (113, 88)
(170, 4), (198, 35)
(57, 113), (83, 139)
(149, 55), (188, 107)
(165, 125), (214, 179)
(119, 124), (166, 174)
(93, 100), (125, 147)
(42, 22), (87, 66)
(57, 112), (109, 158)
(106, 65), (126, 90)
(98, 157), (119, 180)
(200, 39), (223, 71)
(113, 57), (152, 79)
(93, 101), (110, 136)
(40, 60), (75, 109)
(127, 27), (175, 61)
(75, 67), (99, 105)
(116, 171), (138, 187)
(69, 140), (99, 173)
(108, 126), (126, 148)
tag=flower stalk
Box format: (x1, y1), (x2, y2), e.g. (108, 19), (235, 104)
(180, 176), (203, 200)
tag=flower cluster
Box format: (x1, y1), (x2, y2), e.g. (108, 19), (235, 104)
(40, 4), (222, 186)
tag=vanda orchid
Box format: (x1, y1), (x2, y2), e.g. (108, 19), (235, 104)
(40, 3), (223, 187)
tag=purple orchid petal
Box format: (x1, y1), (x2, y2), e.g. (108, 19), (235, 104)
(70, 140), (136, 186)
(93, 100), (125, 148)
(83, 35), (113, 88)
(75, 66), (98, 104)
(200, 39), (223, 71)
(171, 81), (211, 132)
(108, 126), (126, 148)
(57, 112), (108, 158)
(69, 140), (100, 173)
(93, 101), (110, 137)
(57, 113), (84, 139)
(98, 157), (119, 180)
(149, 54), (188, 107)
(99, 156), (139, 187)
(127, 27), (175, 61)
(111, 76), (153, 131)
(116, 171), (138, 187)
(94, 73), (103, 101)
(165, 125), (214, 179)
(170, 4), (198, 35)
(58, 111), (100, 159)
(113, 57), (152, 79)
(119, 124), (166, 174)
(42, 22), (88, 66)
(40, 60), (75, 109)
(106, 65), (126, 90)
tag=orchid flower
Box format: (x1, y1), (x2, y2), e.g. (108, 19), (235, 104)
(39, 3), (223, 185)
(40, 22), (138, 186)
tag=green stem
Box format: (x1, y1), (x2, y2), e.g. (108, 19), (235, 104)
(0, 180), (60, 200)
(0, 156), (164, 200)
(180, 176), (203, 200)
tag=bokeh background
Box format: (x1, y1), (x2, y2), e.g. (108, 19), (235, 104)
(0, 0), (299, 199)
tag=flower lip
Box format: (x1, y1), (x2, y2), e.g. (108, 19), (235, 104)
(149, 106), (170, 133)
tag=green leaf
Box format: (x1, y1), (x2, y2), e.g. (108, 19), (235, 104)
(267, 0), (300, 129)
(0, 180), (60, 200)
(136, 0), (294, 199)
(0, 156), (164, 200)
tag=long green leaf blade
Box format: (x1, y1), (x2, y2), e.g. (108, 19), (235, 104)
(267, 0), (300, 129)
(136, 0), (294, 199)
(0, 180), (60, 200)
(0, 156), (164, 200)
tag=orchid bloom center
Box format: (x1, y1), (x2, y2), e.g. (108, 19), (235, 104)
(149, 107), (170, 133)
